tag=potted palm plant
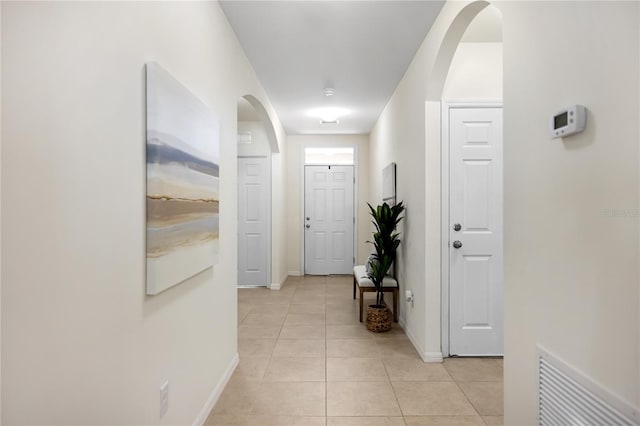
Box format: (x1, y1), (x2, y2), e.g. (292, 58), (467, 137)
(366, 201), (405, 332)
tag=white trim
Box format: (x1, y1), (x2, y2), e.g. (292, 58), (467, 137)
(424, 352), (444, 363)
(287, 271), (302, 276)
(399, 318), (443, 363)
(299, 146), (305, 274)
(192, 352), (239, 426)
(301, 143), (358, 275)
(353, 144), (359, 265)
(440, 101), (503, 358)
(440, 101), (450, 358)
(270, 273), (288, 291)
(267, 154), (272, 288)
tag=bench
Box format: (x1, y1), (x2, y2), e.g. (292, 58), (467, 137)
(352, 265), (398, 323)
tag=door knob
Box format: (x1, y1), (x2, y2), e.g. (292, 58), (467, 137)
(305, 224), (310, 229)
(452, 240), (463, 249)
(306, 217), (310, 221)
(453, 223), (461, 231)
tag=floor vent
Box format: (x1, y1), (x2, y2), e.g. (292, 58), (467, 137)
(538, 347), (639, 426)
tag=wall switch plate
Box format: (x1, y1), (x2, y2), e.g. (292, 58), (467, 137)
(160, 381), (169, 418)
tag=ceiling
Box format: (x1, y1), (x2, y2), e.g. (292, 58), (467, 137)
(221, 1), (446, 135)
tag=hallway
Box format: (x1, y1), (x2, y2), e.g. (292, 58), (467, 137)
(207, 276), (503, 425)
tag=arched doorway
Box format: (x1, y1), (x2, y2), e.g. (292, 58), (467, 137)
(423, 2), (503, 357)
(236, 96), (278, 287)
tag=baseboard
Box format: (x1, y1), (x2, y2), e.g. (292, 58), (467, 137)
(192, 352), (239, 426)
(287, 270), (301, 276)
(424, 352), (444, 363)
(398, 318), (443, 363)
(398, 317), (422, 359)
(270, 273), (288, 291)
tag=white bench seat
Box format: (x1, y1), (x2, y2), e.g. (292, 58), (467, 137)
(353, 265), (399, 323)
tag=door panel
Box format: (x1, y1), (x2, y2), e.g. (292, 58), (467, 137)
(305, 165), (354, 275)
(246, 234), (261, 271)
(463, 160), (492, 230)
(332, 232), (346, 260)
(238, 157), (269, 286)
(449, 107), (503, 356)
(332, 189), (346, 221)
(313, 232), (327, 261)
(462, 255), (492, 326)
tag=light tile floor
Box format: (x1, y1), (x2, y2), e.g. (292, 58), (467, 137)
(206, 275), (504, 426)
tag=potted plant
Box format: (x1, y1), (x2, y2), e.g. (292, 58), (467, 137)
(366, 201), (405, 332)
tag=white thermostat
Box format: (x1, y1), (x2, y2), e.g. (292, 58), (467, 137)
(550, 105), (587, 139)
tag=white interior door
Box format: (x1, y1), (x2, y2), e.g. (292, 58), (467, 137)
(304, 165), (354, 275)
(449, 106), (503, 356)
(238, 157), (269, 286)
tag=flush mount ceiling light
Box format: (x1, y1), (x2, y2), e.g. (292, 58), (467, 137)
(323, 87), (336, 97)
(309, 107), (349, 124)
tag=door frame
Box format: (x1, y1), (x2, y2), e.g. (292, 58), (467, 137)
(300, 144), (359, 275)
(237, 155), (272, 287)
(440, 100), (503, 357)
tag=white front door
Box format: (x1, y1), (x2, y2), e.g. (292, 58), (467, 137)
(449, 106), (503, 356)
(238, 157), (269, 286)
(304, 165), (355, 275)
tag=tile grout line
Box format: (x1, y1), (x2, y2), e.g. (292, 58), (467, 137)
(452, 379), (483, 419)
(381, 350), (407, 424)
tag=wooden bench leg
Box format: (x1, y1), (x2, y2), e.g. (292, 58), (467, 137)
(393, 288), (398, 322)
(353, 276), (356, 300)
(359, 287), (364, 322)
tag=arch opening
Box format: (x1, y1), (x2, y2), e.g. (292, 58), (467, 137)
(423, 1), (503, 360)
(236, 96), (274, 288)
(240, 95), (279, 154)
(427, 1), (503, 101)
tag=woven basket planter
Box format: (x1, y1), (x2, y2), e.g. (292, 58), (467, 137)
(366, 305), (392, 332)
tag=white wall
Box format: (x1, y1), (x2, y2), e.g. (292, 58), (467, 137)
(500, 2), (639, 423)
(442, 42), (502, 100)
(370, 0), (639, 423)
(286, 135), (369, 276)
(1, 2), (285, 425)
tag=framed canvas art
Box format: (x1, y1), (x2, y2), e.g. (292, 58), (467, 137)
(145, 62), (220, 295)
(382, 162), (396, 206)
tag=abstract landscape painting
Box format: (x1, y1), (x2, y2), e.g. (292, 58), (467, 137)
(146, 62), (219, 295)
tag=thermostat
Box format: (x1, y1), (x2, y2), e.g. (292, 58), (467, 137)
(550, 105), (587, 139)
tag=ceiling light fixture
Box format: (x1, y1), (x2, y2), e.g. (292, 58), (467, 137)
(320, 119), (339, 125)
(309, 107), (349, 124)
(323, 87), (336, 97)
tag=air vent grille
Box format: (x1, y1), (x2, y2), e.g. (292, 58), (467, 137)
(539, 351), (638, 426)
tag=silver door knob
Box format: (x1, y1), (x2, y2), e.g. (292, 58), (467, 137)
(305, 224), (310, 229)
(453, 223), (461, 231)
(452, 240), (463, 249)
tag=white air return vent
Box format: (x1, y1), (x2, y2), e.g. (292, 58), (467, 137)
(238, 131), (252, 144)
(538, 347), (639, 426)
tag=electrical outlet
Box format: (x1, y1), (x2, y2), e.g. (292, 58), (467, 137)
(160, 381), (169, 418)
